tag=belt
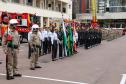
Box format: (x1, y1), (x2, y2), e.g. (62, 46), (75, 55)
(33, 44), (40, 48)
(14, 45), (19, 49)
(7, 45), (18, 49)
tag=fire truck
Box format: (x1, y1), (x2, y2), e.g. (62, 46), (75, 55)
(0, 11), (40, 43)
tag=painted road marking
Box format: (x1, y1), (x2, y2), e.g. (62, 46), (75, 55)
(0, 73), (87, 84)
(120, 74), (126, 84)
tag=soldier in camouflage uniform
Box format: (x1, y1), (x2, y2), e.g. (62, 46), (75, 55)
(2, 19), (22, 80)
(29, 24), (41, 70)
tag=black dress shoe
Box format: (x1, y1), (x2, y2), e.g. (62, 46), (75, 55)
(30, 68), (35, 70)
(52, 59), (56, 61)
(59, 57), (63, 59)
(13, 74), (22, 77)
(7, 76), (14, 80)
(35, 66), (42, 68)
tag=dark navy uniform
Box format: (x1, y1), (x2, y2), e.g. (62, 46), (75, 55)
(57, 29), (63, 59)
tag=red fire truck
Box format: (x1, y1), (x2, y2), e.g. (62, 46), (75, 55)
(0, 11), (40, 42)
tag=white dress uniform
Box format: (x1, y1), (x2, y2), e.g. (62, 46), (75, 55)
(51, 31), (58, 61)
(47, 30), (52, 53)
(41, 29), (48, 54)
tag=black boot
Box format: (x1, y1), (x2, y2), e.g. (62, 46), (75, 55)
(13, 73), (22, 77)
(35, 66), (42, 68)
(30, 68), (35, 70)
(7, 76), (14, 80)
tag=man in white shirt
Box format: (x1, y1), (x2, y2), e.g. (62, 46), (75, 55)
(51, 27), (58, 61)
(41, 27), (48, 55)
(47, 28), (52, 53)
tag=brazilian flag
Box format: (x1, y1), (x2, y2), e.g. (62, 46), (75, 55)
(67, 26), (73, 56)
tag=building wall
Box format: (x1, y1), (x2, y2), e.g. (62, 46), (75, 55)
(0, 0), (72, 27)
(76, 0), (126, 20)
(72, 0), (80, 19)
(72, 0), (91, 19)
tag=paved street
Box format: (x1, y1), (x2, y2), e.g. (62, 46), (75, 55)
(0, 36), (126, 84)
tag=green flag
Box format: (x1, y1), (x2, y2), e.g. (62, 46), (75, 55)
(62, 20), (68, 56)
(67, 26), (73, 56)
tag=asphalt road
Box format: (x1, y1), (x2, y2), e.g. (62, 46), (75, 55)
(0, 36), (126, 84)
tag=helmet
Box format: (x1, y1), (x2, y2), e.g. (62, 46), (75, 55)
(31, 24), (39, 32)
(9, 19), (18, 25)
(32, 24), (39, 29)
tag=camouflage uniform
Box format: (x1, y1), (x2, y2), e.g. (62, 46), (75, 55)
(29, 32), (41, 70)
(2, 29), (21, 79)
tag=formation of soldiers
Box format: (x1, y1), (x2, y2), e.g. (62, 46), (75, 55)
(101, 28), (123, 41)
(77, 27), (102, 49)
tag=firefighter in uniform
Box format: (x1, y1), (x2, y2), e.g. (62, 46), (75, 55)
(28, 26), (42, 58)
(29, 24), (41, 70)
(2, 19), (22, 80)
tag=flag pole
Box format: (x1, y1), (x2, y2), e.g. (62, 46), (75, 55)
(61, 13), (68, 56)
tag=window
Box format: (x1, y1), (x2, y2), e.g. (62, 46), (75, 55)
(11, 0), (20, 3)
(109, 0), (126, 12)
(27, 0), (33, 6)
(63, 7), (66, 13)
(36, 0), (40, 8)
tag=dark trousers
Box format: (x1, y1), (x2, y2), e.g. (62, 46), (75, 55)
(59, 43), (63, 58)
(28, 43), (31, 59)
(48, 37), (51, 53)
(0, 37), (2, 46)
(43, 38), (48, 54)
(52, 40), (57, 60)
(85, 38), (90, 49)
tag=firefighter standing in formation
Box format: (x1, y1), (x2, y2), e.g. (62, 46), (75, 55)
(2, 19), (22, 80)
(29, 24), (41, 70)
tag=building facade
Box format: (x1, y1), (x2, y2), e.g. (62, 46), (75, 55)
(72, 0), (91, 19)
(76, 0), (126, 28)
(0, 0), (72, 27)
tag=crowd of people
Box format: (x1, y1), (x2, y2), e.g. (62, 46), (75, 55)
(1, 18), (103, 80)
(28, 23), (79, 63)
